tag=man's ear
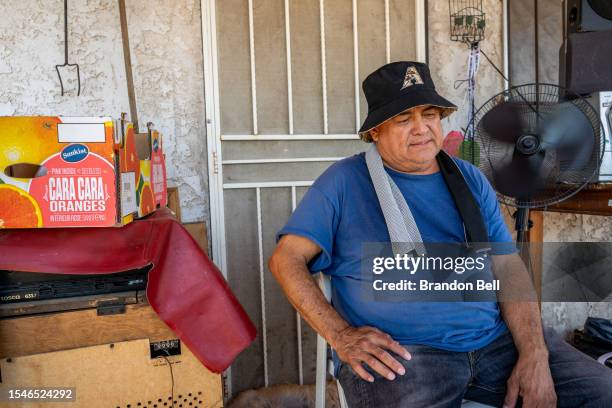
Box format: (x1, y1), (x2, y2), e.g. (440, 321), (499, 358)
(370, 127), (379, 142)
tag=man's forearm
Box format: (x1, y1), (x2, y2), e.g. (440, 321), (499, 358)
(500, 301), (547, 356)
(497, 255), (556, 407)
(496, 254), (547, 356)
(269, 252), (350, 348)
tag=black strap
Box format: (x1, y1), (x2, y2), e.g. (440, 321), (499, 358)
(436, 151), (491, 251)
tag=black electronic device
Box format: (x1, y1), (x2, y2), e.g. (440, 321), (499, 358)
(566, 0), (612, 33)
(559, 30), (612, 94)
(0, 266), (150, 305)
(560, 0), (612, 93)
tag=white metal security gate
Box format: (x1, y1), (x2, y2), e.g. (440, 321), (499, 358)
(201, 0), (426, 397)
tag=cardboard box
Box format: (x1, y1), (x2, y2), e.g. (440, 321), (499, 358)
(0, 116), (167, 228)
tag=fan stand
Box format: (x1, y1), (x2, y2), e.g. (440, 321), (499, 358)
(514, 207), (536, 281)
(514, 207), (532, 244)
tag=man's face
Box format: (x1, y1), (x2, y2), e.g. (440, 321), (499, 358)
(370, 105), (444, 174)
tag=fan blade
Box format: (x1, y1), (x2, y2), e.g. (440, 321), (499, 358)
(516, 150), (545, 176)
(492, 150), (547, 199)
(478, 101), (525, 144)
(540, 102), (593, 148)
(540, 102), (596, 170)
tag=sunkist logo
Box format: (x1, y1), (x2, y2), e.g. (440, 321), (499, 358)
(61, 144), (89, 163)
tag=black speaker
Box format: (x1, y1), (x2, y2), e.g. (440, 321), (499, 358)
(560, 30), (612, 94)
(566, 0), (612, 33)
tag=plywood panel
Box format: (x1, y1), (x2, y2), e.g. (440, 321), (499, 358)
(539, 184), (612, 216)
(0, 304), (173, 359)
(0, 339), (222, 408)
(183, 222), (209, 255)
(167, 186), (182, 221)
(166, 187), (208, 254)
(0, 291), (142, 319)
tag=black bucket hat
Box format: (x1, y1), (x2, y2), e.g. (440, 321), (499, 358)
(359, 61), (457, 142)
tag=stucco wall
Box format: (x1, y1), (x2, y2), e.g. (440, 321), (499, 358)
(0, 0), (208, 224)
(428, 0), (504, 137)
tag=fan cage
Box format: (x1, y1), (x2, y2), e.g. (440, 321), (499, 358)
(449, 0), (486, 43)
(468, 83), (604, 208)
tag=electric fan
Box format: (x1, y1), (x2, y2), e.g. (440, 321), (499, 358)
(469, 83), (605, 242)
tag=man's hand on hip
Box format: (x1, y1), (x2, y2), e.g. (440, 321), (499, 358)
(503, 350), (556, 408)
(332, 326), (411, 383)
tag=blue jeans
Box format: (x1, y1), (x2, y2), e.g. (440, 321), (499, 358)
(337, 328), (612, 407)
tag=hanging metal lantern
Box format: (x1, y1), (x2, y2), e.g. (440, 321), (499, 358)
(449, 0), (486, 43)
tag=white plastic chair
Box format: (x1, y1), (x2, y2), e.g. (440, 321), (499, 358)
(315, 273), (349, 408)
(314, 273), (493, 408)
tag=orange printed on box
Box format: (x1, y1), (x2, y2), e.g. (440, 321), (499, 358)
(0, 116), (168, 228)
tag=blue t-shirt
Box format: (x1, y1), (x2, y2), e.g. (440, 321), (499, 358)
(277, 152), (515, 352)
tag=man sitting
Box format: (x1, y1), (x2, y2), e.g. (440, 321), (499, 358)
(269, 62), (612, 407)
